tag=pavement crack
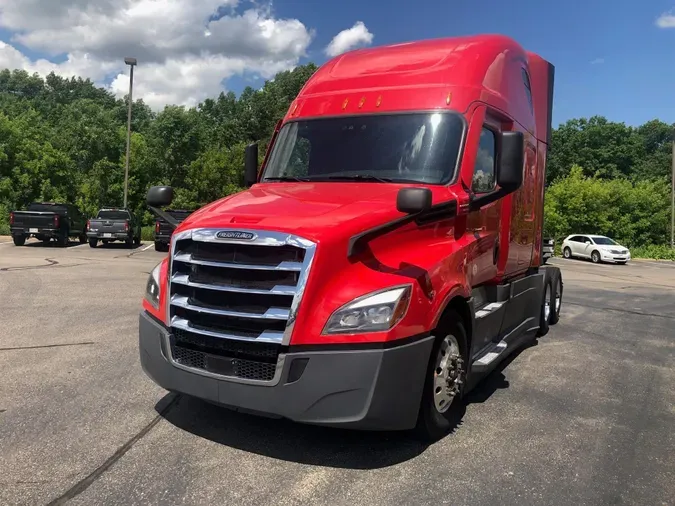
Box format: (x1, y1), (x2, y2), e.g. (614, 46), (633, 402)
(565, 301), (675, 320)
(45, 394), (181, 506)
(0, 342), (96, 351)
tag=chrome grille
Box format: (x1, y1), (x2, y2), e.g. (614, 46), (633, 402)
(166, 228), (316, 383)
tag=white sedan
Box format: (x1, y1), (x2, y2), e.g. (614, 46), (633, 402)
(561, 234), (631, 264)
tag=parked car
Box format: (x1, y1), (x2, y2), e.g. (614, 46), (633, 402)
(561, 234), (630, 264)
(153, 209), (195, 252)
(9, 202), (87, 246)
(87, 207), (142, 248)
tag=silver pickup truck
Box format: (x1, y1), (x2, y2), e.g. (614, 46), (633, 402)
(542, 237), (555, 264)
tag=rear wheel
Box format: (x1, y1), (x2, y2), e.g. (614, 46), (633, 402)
(89, 239), (98, 248)
(414, 310), (468, 442)
(12, 235), (26, 246)
(563, 247), (572, 259)
(125, 237), (133, 249)
(79, 233), (87, 244)
(591, 250), (600, 264)
(155, 241), (167, 252)
(57, 233), (68, 247)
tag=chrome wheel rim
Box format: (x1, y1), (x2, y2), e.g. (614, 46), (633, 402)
(433, 335), (464, 413)
(544, 283), (551, 321)
(555, 280), (562, 313)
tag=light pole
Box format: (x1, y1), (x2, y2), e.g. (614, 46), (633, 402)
(123, 57), (137, 208)
(671, 130), (674, 248)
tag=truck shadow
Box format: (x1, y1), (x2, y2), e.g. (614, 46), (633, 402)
(155, 343), (534, 469)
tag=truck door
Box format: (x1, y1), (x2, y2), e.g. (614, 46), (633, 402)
(467, 126), (500, 285)
(518, 141), (537, 267)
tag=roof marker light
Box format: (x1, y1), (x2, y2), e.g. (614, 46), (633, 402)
(376, 95), (382, 107)
(358, 96), (366, 108)
(446, 93), (452, 105)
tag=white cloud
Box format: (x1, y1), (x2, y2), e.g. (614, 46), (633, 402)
(656, 11), (675, 28)
(324, 21), (373, 57)
(590, 58), (605, 65)
(0, 0), (315, 109)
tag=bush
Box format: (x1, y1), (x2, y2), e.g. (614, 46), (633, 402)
(630, 244), (675, 261)
(141, 226), (154, 242)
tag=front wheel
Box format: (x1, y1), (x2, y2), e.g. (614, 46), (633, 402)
(563, 247), (572, 259)
(591, 250), (601, 264)
(13, 235), (26, 246)
(549, 270), (562, 325)
(414, 310), (468, 442)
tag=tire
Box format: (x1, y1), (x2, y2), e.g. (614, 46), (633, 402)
(591, 250), (600, 264)
(57, 234), (68, 247)
(134, 235), (141, 246)
(563, 247), (572, 259)
(125, 237), (133, 249)
(12, 235), (26, 246)
(79, 233), (87, 244)
(414, 310), (468, 442)
(537, 274), (552, 337)
(89, 238), (98, 248)
(616, 261), (627, 265)
(548, 269), (562, 325)
(155, 241), (167, 252)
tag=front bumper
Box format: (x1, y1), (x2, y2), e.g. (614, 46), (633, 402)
(138, 311), (433, 431)
(601, 252), (631, 263)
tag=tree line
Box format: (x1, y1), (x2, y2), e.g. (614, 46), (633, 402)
(0, 66), (673, 257)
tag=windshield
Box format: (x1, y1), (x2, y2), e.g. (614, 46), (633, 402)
(593, 237), (618, 245)
(97, 210), (130, 220)
(261, 112), (465, 185)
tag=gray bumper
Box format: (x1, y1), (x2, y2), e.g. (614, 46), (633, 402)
(139, 311), (433, 431)
(87, 232), (128, 240)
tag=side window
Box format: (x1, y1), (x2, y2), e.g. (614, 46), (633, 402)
(522, 69), (533, 114)
(472, 127), (496, 194)
(570, 236), (581, 243)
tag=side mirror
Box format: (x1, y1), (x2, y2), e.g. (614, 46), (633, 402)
(147, 186), (174, 208)
(244, 143), (259, 188)
(496, 131), (524, 192)
(397, 187), (432, 214)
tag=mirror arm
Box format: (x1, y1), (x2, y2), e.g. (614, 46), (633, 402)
(469, 187), (512, 212)
(147, 205), (180, 230)
(347, 200), (457, 259)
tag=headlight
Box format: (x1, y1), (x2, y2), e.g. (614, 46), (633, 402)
(322, 285), (412, 335)
(145, 261), (162, 309)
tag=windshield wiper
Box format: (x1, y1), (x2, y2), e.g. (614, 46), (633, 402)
(313, 175), (395, 183)
(263, 176), (311, 182)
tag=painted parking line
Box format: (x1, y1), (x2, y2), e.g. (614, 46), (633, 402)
(141, 243), (154, 252)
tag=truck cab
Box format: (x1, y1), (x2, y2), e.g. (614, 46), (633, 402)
(138, 34), (563, 441)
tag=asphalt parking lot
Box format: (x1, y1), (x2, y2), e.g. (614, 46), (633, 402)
(1, 237), (674, 506)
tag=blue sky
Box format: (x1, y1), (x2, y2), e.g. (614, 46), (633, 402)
(268, 0), (675, 128)
(1, 0), (674, 128)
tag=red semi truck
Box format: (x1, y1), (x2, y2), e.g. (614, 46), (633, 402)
(139, 34), (563, 440)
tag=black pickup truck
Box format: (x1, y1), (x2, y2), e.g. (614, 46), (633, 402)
(153, 209), (195, 251)
(87, 208), (142, 248)
(10, 203), (87, 246)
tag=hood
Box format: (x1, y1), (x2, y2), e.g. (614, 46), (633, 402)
(177, 182), (429, 245)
